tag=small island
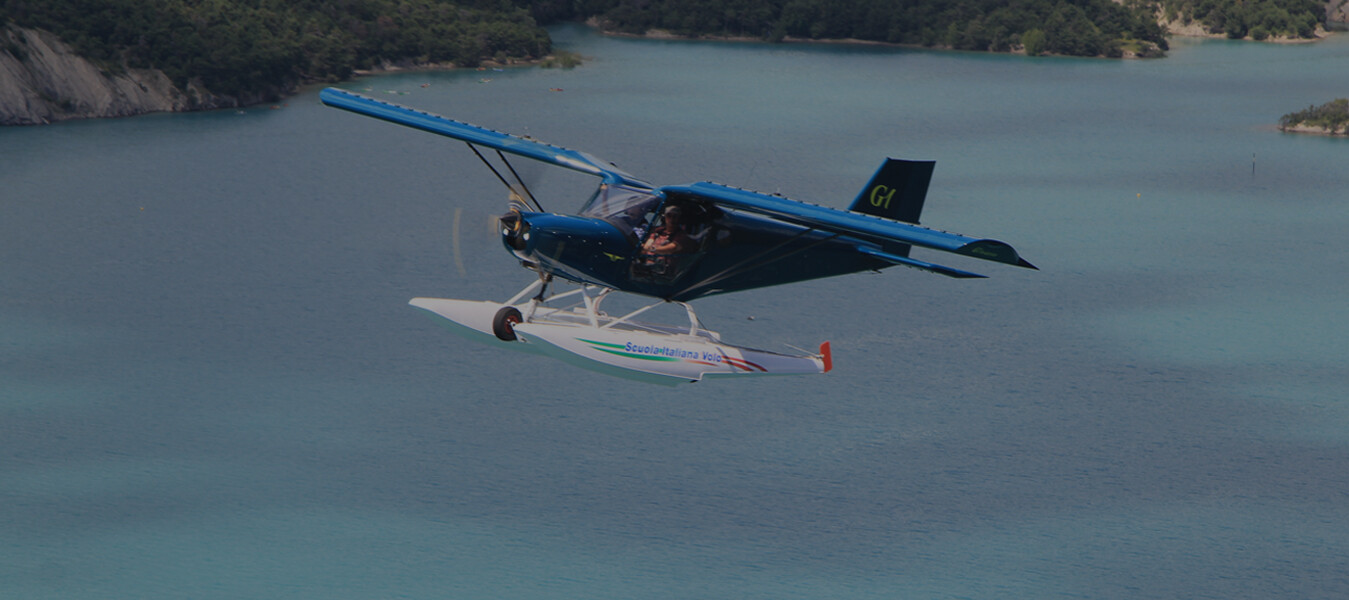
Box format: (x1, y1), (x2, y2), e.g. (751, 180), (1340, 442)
(1280, 99), (1349, 135)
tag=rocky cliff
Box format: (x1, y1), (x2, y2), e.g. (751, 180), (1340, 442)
(1330, 0), (1349, 27)
(0, 25), (239, 125)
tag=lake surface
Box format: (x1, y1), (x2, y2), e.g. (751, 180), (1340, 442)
(3, 24), (1348, 598)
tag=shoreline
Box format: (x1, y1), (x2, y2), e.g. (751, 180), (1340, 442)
(600, 17), (1337, 57)
(1279, 123), (1349, 136)
(351, 56), (539, 77)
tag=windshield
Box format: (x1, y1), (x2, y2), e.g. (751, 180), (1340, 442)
(580, 185), (662, 244)
(580, 184), (660, 219)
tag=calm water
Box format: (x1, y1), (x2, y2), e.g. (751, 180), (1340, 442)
(3, 24), (1348, 598)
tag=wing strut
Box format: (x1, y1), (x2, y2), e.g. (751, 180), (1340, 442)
(465, 143), (544, 212)
(497, 149), (543, 212)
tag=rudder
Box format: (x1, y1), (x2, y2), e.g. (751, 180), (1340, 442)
(848, 158), (935, 224)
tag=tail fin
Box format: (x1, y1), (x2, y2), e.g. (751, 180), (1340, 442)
(848, 159), (935, 224)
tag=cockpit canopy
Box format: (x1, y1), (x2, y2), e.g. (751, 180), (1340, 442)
(579, 184), (663, 244)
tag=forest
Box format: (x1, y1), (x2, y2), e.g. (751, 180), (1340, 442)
(1159, 0), (1324, 39)
(1, 0), (551, 98)
(575, 0), (1170, 57)
(1, 0), (1331, 102)
(572, 0), (1325, 47)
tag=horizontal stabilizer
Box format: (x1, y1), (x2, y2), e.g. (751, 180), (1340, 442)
(855, 246), (987, 278)
(320, 87), (650, 188)
(957, 239), (1038, 270)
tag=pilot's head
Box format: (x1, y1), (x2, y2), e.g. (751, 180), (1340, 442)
(662, 205), (682, 223)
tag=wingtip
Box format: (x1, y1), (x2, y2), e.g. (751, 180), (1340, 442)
(318, 86), (348, 106)
(819, 341), (833, 373)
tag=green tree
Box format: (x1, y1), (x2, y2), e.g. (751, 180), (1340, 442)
(1022, 27), (1047, 56)
(1044, 4), (1105, 56)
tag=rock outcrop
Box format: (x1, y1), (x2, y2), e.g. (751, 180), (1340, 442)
(0, 25), (238, 125)
(1329, 0), (1349, 28)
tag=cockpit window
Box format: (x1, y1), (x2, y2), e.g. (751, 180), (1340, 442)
(580, 185), (662, 244)
(580, 185), (660, 219)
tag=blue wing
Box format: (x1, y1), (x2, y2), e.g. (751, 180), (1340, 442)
(660, 182), (1036, 278)
(320, 87), (652, 189)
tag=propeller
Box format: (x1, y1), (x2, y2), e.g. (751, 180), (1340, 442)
(446, 143), (547, 276)
(451, 206), (466, 278)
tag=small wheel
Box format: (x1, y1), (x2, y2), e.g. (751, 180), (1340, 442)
(492, 306), (523, 341)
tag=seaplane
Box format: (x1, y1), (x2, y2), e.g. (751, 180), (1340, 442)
(321, 87), (1036, 385)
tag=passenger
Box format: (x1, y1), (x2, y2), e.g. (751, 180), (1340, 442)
(642, 205), (694, 255)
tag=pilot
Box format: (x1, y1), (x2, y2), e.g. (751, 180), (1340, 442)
(642, 205), (694, 255)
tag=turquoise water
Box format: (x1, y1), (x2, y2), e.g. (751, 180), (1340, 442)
(3, 25), (1348, 598)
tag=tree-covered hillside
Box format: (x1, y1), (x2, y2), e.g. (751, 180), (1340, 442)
(569, 0), (1170, 57)
(1160, 0), (1324, 39)
(16, 0), (1327, 105)
(1, 0), (550, 98)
